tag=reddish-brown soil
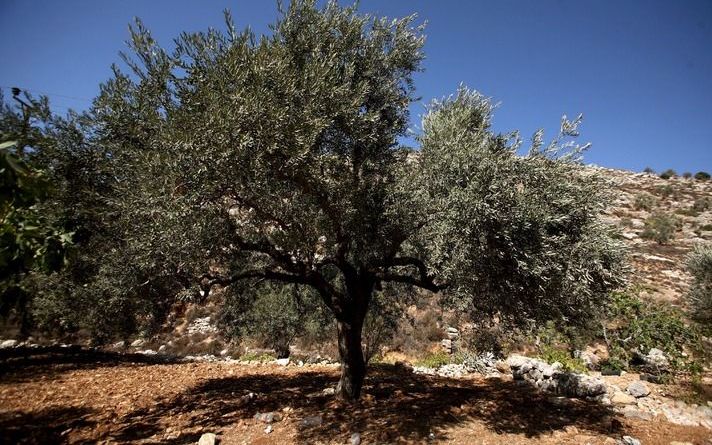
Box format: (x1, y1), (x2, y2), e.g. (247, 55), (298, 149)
(0, 347), (709, 444)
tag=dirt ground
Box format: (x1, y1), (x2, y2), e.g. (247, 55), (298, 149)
(0, 347), (709, 445)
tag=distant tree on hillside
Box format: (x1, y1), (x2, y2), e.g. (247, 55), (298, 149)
(659, 169), (677, 179)
(90, 0), (626, 400)
(695, 171), (711, 181)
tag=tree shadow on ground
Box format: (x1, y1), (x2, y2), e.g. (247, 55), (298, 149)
(0, 345), (177, 383)
(0, 405), (96, 445)
(103, 364), (623, 444)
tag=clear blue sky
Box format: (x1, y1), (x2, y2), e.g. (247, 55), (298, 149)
(1, 0), (710, 172)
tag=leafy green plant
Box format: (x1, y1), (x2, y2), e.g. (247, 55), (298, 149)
(415, 350), (450, 368)
(220, 282), (331, 358)
(537, 345), (587, 372)
(604, 290), (704, 372)
(641, 212), (680, 244)
(656, 184), (679, 199)
(682, 172), (692, 179)
(694, 171), (710, 181)
(642, 167), (655, 174)
(633, 193), (657, 211)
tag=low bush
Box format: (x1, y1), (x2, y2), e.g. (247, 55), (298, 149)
(675, 208), (699, 217)
(692, 196), (712, 212)
(531, 322), (591, 372)
(537, 344), (588, 372)
(633, 193), (657, 211)
(642, 167), (655, 174)
(682, 172), (692, 179)
(219, 282), (331, 358)
(641, 212), (681, 244)
(604, 289), (704, 372)
(694, 171), (711, 181)
(656, 184), (679, 199)
(414, 350), (450, 368)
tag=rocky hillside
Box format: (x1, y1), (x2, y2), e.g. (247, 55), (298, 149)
(596, 167), (712, 303)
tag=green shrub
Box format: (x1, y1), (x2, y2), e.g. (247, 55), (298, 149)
(527, 321), (593, 372)
(700, 224), (712, 232)
(642, 167), (655, 174)
(656, 184), (679, 199)
(659, 169), (677, 179)
(537, 345), (588, 372)
(686, 244), (712, 330)
(633, 193), (657, 211)
(641, 212), (680, 244)
(675, 208), (700, 217)
(605, 290), (704, 372)
(220, 282), (331, 358)
(599, 353), (628, 374)
(415, 350), (450, 368)
(682, 172), (692, 179)
(692, 197), (712, 212)
(694, 171), (711, 181)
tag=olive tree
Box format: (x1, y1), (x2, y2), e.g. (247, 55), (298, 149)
(95, 1), (625, 400)
(686, 243), (712, 328)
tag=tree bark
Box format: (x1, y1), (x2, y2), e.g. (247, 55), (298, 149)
(335, 315), (366, 401)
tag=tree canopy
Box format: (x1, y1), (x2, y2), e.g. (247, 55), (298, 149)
(1, 0), (627, 401)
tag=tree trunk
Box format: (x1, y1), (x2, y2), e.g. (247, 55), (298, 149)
(335, 315), (366, 401)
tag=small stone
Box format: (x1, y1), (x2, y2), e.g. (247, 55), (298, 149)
(198, 433), (216, 445)
(350, 432), (361, 445)
(611, 391), (636, 405)
(275, 358), (290, 366)
(254, 412), (281, 423)
(0, 339), (18, 348)
(158, 345), (167, 353)
(300, 415), (323, 427)
(620, 436), (641, 445)
(495, 360), (510, 373)
(622, 406), (654, 421)
(626, 381), (650, 398)
(264, 425), (272, 434)
(130, 339), (144, 348)
(322, 387), (335, 396)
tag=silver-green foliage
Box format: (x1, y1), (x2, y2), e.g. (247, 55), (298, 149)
(90, 0), (627, 397)
(686, 243), (712, 327)
(408, 88), (627, 326)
